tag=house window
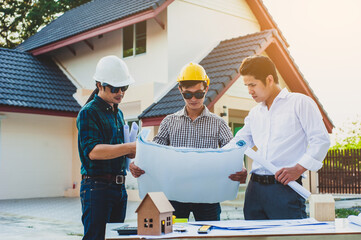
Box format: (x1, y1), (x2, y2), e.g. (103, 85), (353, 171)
(166, 216), (171, 226)
(123, 21), (146, 58)
(144, 218), (153, 228)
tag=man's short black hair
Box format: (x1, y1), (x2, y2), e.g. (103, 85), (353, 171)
(178, 80), (207, 90)
(239, 55), (278, 84)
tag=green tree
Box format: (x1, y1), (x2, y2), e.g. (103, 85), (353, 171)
(331, 115), (361, 149)
(0, 0), (91, 49)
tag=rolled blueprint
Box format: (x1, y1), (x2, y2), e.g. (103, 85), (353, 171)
(129, 122), (138, 142)
(123, 124), (130, 143)
(244, 148), (311, 200)
(123, 122), (139, 171)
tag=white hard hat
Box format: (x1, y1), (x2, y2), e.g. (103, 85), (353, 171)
(93, 55), (135, 87)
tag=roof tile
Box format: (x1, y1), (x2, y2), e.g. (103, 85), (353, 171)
(0, 48), (80, 112)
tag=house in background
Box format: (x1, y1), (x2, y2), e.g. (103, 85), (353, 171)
(0, 0), (333, 200)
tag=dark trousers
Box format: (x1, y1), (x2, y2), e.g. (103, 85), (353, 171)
(80, 178), (127, 240)
(170, 200), (221, 221)
(243, 179), (307, 220)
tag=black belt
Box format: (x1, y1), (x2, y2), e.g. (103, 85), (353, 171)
(251, 173), (302, 185)
(82, 174), (125, 184)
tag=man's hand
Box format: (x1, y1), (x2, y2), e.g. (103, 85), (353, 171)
(126, 142), (136, 158)
(129, 162), (145, 178)
(275, 164), (306, 185)
(229, 167), (247, 183)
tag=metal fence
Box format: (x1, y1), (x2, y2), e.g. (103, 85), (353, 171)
(318, 149), (361, 194)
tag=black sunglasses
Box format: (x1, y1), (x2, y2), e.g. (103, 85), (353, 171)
(102, 83), (129, 93)
(182, 91), (206, 99)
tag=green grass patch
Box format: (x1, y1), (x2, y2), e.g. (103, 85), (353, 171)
(335, 207), (361, 218)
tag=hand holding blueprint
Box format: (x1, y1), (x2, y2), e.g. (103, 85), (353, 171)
(134, 129), (246, 203)
(245, 148), (311, 199)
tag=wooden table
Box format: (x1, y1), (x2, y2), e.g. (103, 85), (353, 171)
(105, 218), (361, 240)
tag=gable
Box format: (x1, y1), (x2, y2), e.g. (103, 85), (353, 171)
(17, 0), (172, 54)
(136, 192), (174, 213)
(17, 0), (286, 57)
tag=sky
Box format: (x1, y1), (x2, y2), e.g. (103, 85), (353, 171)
(263, 0), (361, 129)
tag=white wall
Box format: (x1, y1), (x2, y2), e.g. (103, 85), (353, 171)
(0, 112), (74, 200)
(54, 10), (169, 98)
(167, 0), (260, 90)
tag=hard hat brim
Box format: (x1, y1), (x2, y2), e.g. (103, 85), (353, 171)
(94, 75), (135, 87)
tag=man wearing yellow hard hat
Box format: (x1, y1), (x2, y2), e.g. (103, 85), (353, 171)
(130, 62), (247, 221)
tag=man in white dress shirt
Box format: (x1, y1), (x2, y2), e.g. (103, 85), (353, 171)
(227, 55), (330, 220)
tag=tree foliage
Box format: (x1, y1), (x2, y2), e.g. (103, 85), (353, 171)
(0, 0), (91, 48)
(331, 115), (361, 149)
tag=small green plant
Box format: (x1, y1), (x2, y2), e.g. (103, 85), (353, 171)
(67, 233), (83, 236)
(335, 207), (361, 218)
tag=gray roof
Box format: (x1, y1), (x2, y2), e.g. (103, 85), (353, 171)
(139, 30), (274, 119)
(17, 0), (166, 52)
(0, 48), (80, 113)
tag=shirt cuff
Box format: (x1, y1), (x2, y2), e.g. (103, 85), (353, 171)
(84, 141), (99, 159)
(298, 154), (323, 171)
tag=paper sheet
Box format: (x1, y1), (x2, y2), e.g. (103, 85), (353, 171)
(134, 129), (246, 203)
(244, 148), (311, 199)
(106, 219), (361, 239)
(348, 213), (361, 226)
(188, 218), (328, 230)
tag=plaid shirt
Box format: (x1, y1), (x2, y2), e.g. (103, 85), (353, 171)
(153, 106), (233, 148)
(77, 94), (126, 176)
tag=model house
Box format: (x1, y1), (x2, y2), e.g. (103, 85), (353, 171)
(135, 192), (174, 235)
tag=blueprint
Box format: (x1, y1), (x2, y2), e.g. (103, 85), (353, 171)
(348, 213), (361, 226)
(134, 130), (246, 203)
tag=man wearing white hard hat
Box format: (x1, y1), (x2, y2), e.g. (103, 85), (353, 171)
(77, 55), (136, 240)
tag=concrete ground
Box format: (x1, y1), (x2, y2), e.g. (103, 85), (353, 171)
(0, 195), (360, 240)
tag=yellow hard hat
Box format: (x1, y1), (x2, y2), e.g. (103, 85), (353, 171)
(177, 62), (210, 86)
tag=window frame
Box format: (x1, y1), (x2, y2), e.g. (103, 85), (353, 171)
(122, 21), (147, 58)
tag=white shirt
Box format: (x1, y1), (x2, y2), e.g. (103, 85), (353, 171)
(228, 88), (330, 175)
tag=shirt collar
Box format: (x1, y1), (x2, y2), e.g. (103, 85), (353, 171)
(176, 105), (211, 118)
(260, 88), (289, 108)
(277, 88), (290, 99)
(94, 94), (113, 112)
